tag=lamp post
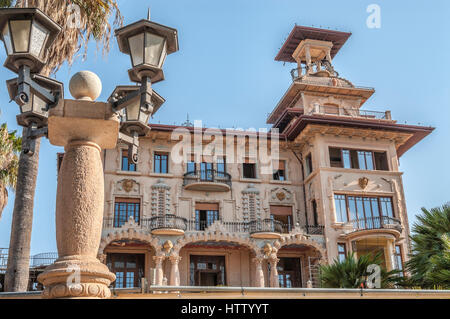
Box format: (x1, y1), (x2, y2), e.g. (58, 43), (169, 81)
(0, 7), (179, 299)
(110, 13), (179, 164)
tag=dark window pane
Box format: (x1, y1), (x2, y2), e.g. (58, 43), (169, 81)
(243, 163), (256, 179)
(330, 148), (343, 167)
(374, 152), (389, 171)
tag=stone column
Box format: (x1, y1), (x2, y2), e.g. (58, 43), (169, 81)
(269, 255), (280, 288)
(153, 255), (165, 286)
(169, 255), (181, 286)
(38, 71), (119, 299)
(252, 256), (265, 287)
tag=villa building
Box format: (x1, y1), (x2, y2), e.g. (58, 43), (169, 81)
(97, 26), (433, 289)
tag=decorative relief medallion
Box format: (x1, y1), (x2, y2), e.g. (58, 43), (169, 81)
(359, 177), (369, 189)
(122, 179), (134, 193)
(276, 192), (286, 201)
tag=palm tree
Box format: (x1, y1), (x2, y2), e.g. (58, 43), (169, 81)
(320, 252), (402, 289)
(2, 0), (122, 292)
(0, 123), (21, 220)
(405, 204), (450, 289)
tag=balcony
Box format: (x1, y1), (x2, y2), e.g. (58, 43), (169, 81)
(249, 219), (284, 239)
(102, 217), (324, 237)
(183, 169), (232, 192)
(146, 215), (187, 236)
(309, 105), (391, 121)
(346, 216), (402, 239)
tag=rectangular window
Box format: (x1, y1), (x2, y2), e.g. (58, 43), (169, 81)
(334, 194), (348, 223)
(216, 157), (226, 177)
(121, 149), (136, 172)
(270, 205), (293, 232)
(337, 243), (347, 262)
(358, 151), (374, 170)
(186, 154), (196, 173)
(329, 147), (389, 171)
(114, 198), (140, 227)
(273, 160), (286, 181)
(243, 158), (256, 179)
(195, 203), (219, 230)
(334, 195), (396, 226)
(374, 152), (389, 171)
(200, 162), (213, 181)
(342, 149), (352, 169)
(154, 152), (169, 174)
(305, 153), (313, 176)
(395, 245), (404, 276)
(329, 148), (343, 168)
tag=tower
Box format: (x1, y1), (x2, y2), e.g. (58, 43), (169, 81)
(269, 25), (434, 269)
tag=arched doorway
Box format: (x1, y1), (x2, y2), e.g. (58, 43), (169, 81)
(277, 244), (322, 288)
(175, 238), (259, 287)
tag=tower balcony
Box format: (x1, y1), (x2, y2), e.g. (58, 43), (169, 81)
(308, 105), (392, 121)
(183, 169), (232, 192)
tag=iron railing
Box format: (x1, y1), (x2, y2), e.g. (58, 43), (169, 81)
(305, 225), (325, 235)
(249, 219), (284, 235)
(350, 216), (401, 231)
(309, 105), (390, 120)
(0, 249), (57, 271)
(146, 215), (187, 231)
(102, 217), (324, 236)
(186, 219), (249, 233)
(183, 169), (232, 188)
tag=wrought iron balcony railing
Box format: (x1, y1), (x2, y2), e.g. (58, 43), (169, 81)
(183, 169), (232, 191)
(145, 214), (187, 232)
(102, 217), (324, 236)
(350, 216), (401, 232)
(249, 219), (284, 235)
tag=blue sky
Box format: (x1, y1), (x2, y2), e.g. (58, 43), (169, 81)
(0, 0), (449, 254)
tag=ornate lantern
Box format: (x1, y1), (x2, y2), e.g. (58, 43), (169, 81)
(0, 8), (61, 74)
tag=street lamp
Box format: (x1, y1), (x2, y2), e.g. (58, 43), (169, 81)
(6, 74), (63, 155)
(111, 12), (178, 164)
(108, 85), (165, 162)
(0, 8), (62, 155)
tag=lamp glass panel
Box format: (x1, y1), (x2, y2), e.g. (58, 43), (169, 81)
(128, 33), (144, 66)
(139, 109), (151, 124)
(33, 94), (47, 115)
(20, 101), (32, 113)
(10, 20), (31, 52)
(125, 99), (140, 121)
(2, 23), (13, 54)
(30, 20), (49, 58)
(144, 33), (165, 67)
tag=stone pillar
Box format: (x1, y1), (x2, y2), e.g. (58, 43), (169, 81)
(252, 257), (265, 287)
(169, 255), (181, 286)
(38, 71), (119, 299)
(153, 255), (165, 286)
(385, 239), (396, 271)
(269, 255), (280, 288)
(305, 45), (312, 74)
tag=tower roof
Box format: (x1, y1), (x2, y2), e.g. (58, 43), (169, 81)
(275, 26), (352, 63)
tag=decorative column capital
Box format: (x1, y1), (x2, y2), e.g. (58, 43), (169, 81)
(252, 256), (265, 266)
(169, 254), (181, 265)
(153, 255), (165, 265)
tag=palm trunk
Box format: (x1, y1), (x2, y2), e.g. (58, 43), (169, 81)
(0, 184), (7, 220)
(4, 130), (41, 292)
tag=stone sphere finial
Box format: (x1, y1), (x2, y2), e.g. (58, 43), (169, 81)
(69, 71), (102, 101)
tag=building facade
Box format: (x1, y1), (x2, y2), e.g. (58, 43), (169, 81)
(97, 26), (433, 289)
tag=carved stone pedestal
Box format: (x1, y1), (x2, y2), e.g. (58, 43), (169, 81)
(38, 72), (119, 299)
